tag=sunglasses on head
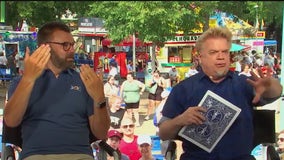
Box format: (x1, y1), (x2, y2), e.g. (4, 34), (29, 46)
(122, 124), (135, 129)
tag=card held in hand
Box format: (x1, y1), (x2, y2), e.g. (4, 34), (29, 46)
(178, 90), (241, 153)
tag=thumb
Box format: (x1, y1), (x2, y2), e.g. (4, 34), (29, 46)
(25, 46), (30, 60)
(252, 93), (261, 104)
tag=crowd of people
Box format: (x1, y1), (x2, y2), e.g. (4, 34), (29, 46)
(2, 21), (283, 160)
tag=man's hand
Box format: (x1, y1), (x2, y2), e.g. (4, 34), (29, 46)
(80, 64), (105, 102)
(178, 106), (206, 126)
(22, 45), (51, 82)
(247, 69), (274, 104)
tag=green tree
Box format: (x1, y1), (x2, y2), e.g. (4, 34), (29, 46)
(88, 1), (205, 46)
(5, 1), (93, 28)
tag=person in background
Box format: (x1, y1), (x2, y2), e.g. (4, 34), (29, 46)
(119, 117), (142, 160)
(6, 50), (17, 77)
(120, 73), (145, 127)
(0, 51), (8, 86)
(108, 95), (127, 131)
(168, 66), (180, 86)
(277, 130), (284, 159)
(153, 88), (172, 157)
(104, 75), (120, 98)
(127, 60), (134, 73)
(137, 135), (156, 160)
(145, 70), (164, 121)
(109, 62), (119, 86)
(185, 63), (199, 78)
(238, 63), (252, 77)
(96, 130), (130, 160)
(158, 27), (282, 160)
(161, 73), (171, 89)
(15, 52), (20, 74)
(0, 51), (7, 69)
(4, 21), (110, 160)
(18, 55), (25, 76)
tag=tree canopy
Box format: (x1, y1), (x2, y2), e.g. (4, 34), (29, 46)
(88, 1), (284, 46)
(4, 1), (284, 46)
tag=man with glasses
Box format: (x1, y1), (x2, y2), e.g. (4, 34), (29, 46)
(277, 130), (284, 159)
(119, 117), (142, 160)
(4, 21), (110, 160)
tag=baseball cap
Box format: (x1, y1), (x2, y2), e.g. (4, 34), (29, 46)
(107, 130), (122, 140)
(137, 135), (152, 145)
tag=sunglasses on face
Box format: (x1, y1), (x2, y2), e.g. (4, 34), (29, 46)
(46, 41), (75, 51)
(122, 124), (135, 129)
(278, 138), (284, 142)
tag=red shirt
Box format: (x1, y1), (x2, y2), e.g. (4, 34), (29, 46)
(119, 135), (141, 160)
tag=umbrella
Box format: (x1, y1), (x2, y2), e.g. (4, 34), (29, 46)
(230, 43), (245, 52)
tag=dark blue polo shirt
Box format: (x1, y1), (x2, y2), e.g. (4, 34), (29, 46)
(8, 69), (94, 159)
(161, 71), (256, 160)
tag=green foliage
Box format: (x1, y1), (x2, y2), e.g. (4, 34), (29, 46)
(88, 1), (204, 46)
(5, 1), (93, 28)
(3, 1), (284, 42)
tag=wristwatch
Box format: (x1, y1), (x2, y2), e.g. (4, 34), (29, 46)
(96, 100), (107, 108)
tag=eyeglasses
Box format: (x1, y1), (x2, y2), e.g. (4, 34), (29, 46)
(278, 138), (284, 142)
(46, 41), (75, 51)
(122, 124), (135, 129)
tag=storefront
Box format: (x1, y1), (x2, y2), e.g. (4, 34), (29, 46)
(239, 31), (265, 54)
(76, 17), (108, 53)
(155, 33), (201, 80)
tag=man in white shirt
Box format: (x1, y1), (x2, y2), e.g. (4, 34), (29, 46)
(168, 66), (180, 86)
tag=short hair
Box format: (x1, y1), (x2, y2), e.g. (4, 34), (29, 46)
(196, 27), (232, 53)
(107, 75), (114, 81)
(37, 21), (71, 46)
(127, 72), (134, 78)
(120, 117), (134, 127)
(108, 95), (121, 106)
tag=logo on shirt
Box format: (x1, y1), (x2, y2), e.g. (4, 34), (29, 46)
(70, 85), (81, 91)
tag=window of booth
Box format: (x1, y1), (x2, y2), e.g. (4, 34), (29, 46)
(168, 46), (193, 63)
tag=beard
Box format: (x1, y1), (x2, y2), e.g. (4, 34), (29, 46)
(210, 69), (229, 81)
(50, 49), (74, 70)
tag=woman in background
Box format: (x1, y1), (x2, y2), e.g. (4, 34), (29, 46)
(120, 73), (145, 127)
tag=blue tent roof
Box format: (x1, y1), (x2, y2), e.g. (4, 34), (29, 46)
(230, 43), (245, 52)
(264, 40), (277, 46)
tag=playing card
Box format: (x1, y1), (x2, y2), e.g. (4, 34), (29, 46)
(178, 90), (241, 153)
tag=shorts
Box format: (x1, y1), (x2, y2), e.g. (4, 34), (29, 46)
(148, 86), (163, 101)
(125, 102), (140, 109)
